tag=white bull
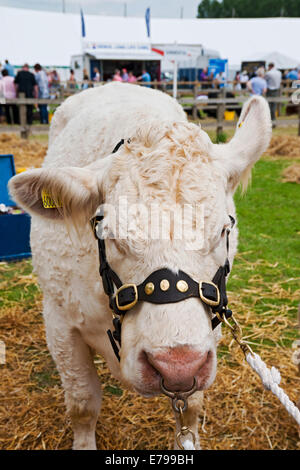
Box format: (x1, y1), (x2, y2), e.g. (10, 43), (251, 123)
(9, 82), (271, 449)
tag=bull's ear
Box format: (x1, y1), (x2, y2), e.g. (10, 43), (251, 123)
(213, 96), (272, 192)
(9, 165), (104, 221)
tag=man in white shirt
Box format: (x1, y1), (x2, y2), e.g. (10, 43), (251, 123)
(265, 62), (282, 126)
(240, 70), (249, 89)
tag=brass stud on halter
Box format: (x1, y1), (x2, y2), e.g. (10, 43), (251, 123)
(176, 280), (189, 293)
(160, 279), (170, 291)
(144, 282), (155, 295)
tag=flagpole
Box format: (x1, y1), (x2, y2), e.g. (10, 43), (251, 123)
(145, 7), (151, 46)
(81, 35), (84, 56)
(80, 7), (86, 56)
(80, 6), (86, 81)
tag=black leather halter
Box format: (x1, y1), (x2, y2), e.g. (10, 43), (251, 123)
(91, 139), (235, 361)
(90, 214), (235, 362)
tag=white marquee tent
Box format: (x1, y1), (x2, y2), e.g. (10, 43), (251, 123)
(243, 51), (299, 70)
(1, 6), (300, 70)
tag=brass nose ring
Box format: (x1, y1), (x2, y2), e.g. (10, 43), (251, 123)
(160, 377), (197, 412)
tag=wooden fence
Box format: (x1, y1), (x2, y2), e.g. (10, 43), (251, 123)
(1, 80), (299, 138)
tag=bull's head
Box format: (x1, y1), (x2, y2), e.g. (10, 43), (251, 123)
(9, 96), (271, 397)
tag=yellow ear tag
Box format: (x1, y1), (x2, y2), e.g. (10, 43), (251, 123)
(238, 120), (244, 128)
(41, 189), (62, 209)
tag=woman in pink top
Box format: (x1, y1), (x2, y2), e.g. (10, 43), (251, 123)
(112, 69), (122, 81)
(128, 71), (137, 83)
(0, 69), (18, 124)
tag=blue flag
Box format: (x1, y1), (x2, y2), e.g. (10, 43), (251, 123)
(145, 7), (150, 38)
(81, 8), (86, 38)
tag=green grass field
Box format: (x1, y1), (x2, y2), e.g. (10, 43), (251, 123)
(232, 157), (299, 294)
(228, 157), (299, 353)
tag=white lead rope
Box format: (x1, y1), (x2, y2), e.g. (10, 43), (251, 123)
(183, 440), (196, 450)
(245, 351), (300, 426)
(181, 350), (300, 451)
(177, 312), (300, 452)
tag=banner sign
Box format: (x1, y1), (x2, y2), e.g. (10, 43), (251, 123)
(208, 58), (228, 78)
(84, 42), (151, 52)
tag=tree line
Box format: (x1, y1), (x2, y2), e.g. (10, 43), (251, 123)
(197, 0), (300, 18)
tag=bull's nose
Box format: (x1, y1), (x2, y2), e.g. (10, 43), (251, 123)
(145, 346), (212, 392)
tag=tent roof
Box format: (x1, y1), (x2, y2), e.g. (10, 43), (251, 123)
(243, 51), (299, 69)
(1, 7), (80, 67)
(1, 6), (300, 68)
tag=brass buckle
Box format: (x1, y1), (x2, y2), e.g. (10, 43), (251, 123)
(199, 281), (220, 307)
(115, 283), (138, 311)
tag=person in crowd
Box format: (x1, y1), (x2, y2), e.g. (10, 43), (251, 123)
(137, 69), (151, 87)
(265, 62), (282, 126)
(0, 69), (19, 124)
(234, 71), (241, 90)
(234, 71), (240, 84)
(249, 67), (258, 79)
(34, 63), (50, 124)
(214, 70), (226, 89)
(51, 69), (60, 84)
(82, 70), (90, 90)
(200, 67), (213, 83)
(200, 67), (209, 82)
(286, 67), (298, 81)
(47, 69), (61, 97)
(247, 67), (267, 96)
(128, 71), (137, 83)
(68, 69), (76, 90)
(48, 69), (60, 85)
(240, 70), (249, 89)
(113, 69), (122, 81)
(93, 67), (100, 82)
(199, 67), (213, 89)
(46, 70), (52, 85)
(3, 59), (15, 77)
(0, 63), (3, 121)
(121, 68), (129, 82)
(69, 69), (76, 81)
(14, 63), (38, 125)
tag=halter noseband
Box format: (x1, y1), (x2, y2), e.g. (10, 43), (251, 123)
(91, 139), (235, 361)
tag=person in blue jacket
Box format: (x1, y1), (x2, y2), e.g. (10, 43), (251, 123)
(137, 69), (151, 87)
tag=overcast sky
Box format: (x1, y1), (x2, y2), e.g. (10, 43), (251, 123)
(0, 0), (201, 18)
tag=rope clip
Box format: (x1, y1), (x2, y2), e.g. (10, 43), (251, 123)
(217, 310), (254, 358)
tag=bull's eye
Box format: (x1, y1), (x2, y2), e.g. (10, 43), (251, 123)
(221, 227), (226, 237)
